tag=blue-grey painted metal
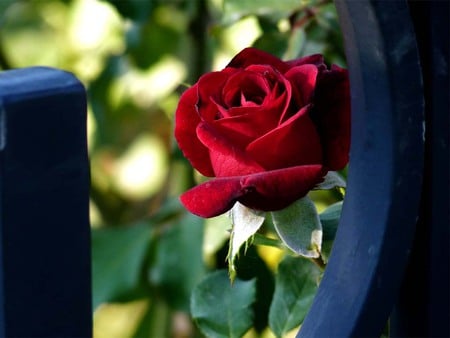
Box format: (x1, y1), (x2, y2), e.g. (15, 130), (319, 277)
(0, 67), (91, 337)
(391, 2), (450, 337)
(298, 1), (425, 337)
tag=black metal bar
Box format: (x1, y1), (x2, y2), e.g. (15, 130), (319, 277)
(298, 1), (424, 336)
(0, 67), (91, 337)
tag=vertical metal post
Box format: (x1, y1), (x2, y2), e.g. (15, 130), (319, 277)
(0, 67), (91, 337)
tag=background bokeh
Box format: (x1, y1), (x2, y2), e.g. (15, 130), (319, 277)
(0, 0), (345, 336)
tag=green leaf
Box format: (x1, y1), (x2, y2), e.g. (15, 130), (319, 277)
(320, 201), (343, 263)
(284, 27), (306, 60)
(233, 246), (275, 333)
(104, 0), (154, 22)
(253, 31), (289, 59)
(131, 297), (170, 338)
(0, 0), (15, 24)
(148, 212), (206, 311)
(269, 256), (321, 338)
(320, 201), (342, 240)
(127, 20), (181, 69)
(228, 202), (266, 280)
(204, 213), (232, 258)
(92, 223), (152, 309)
(191, 270), (256, 338)
(271, 197), (322, 258)
(314, 171), (346, 190)
(222, 0), (302, 24)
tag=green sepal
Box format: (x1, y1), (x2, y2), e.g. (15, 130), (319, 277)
(314, 171), (346, 190)
(227, 202), (266, 281)
(271, 196), (322, 258)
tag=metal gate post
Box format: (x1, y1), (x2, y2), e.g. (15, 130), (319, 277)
(0, 67), (92, 337)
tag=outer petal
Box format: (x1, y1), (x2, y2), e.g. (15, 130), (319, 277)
(286, 54), (326, 69)
(285, 64), (318, 107)
(174, 85), (214, 176)
(238, 165), (326, 211)
(312, 65), (351, 170)
(180, 177), (244, 218)
(246, 106), (322, 170)
(196, 122), (264, 176)
(227, 47), (289, 73)
(180, 165), (326, 218)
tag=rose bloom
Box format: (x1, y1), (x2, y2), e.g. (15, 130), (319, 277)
(175, 48), (350, 218)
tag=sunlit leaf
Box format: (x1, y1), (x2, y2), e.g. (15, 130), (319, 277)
(269, 256), (320, 338)
(204, 213), (231, 261)
(271, 197), (322, 258)
(191, 270), (256, 338)
(92, 223), (152, 309)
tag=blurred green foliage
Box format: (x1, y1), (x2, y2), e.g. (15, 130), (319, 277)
(0, 0), (345, 336)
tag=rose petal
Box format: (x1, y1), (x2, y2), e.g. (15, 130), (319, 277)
(212, 105), (283, 149)
(212, 77), (290, 149)
(175, 85), (215, 177)
(196, 122), (264, 176)
(238, 165), (326, 211)
(240, 91), (260, 107)
(227, 47), (289, 73)
(286, 54), (326, 69)
(312, 65), (350, 170)
(222, 70), (270, 110)
(285, 64), (318, 107)
(179, 165), (326, 218)
(246, 106), (322, 170)
(180, 177), (244, 218)
(197, 68), (238, 121)
(245, 64), (293, 119)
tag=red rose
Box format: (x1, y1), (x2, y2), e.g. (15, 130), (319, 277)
(175, 47), (350, 218)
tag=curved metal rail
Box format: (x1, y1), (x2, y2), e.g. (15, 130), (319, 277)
(298, 1), (425, 336)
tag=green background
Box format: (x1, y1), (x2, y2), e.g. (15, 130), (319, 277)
(0, 0), (345, 336)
